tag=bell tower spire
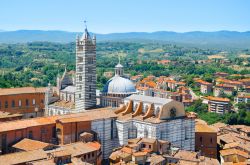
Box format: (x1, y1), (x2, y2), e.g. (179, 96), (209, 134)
(75, 21), (96, 111)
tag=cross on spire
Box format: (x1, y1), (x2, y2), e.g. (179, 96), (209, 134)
(84, 19), (87, 29)
(118, 54), (121, 64)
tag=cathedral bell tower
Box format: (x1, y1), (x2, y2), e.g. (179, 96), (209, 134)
(75, 22), (96, 112)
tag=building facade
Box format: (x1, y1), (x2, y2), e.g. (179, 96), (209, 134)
(115, 95), (195, 151)
(100, 62), (137, 107)
(195, 121), (217, 158)
(0, 94), (196, 159)
(0, 87), (46, 118)
(207, 96), (231, 114)
(75, 27), (96, 111)
(46, 26), (97, 116)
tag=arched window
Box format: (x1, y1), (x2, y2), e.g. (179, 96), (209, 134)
(5, 101), (8, 108)
(79, 76), (82, 81)
(26, 99), (29, 106)
(12, 100), (15, 108)
(78, 66), (83, 72)
(28, 131), (33, 139)
(170, 107), (177, 118)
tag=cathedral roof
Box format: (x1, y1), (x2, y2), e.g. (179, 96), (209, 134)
(60, 69), (73, 89)
(125, 94), (172, 105)
(61, 85), (75, 93)
(103, 75), (137, 94)
(115, 63), (123, 68)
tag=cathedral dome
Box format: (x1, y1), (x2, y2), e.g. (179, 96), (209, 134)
(103, 75), (137, 94)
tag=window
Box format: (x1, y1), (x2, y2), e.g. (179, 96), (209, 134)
(79, 94), (81, 99)
(18, 100), (22, 107)
(5, 101), (8, 108)
(79, 67), (83, 72)
(79, 76), (82, 81)
(200, 136), (203, 143)
(92, 152), (94, 157)
(41, 99), (44, 104)
(78, 57), (83, 63)
(210, 138), (213, 143)
(149, 145), (151, 149)
(11, 100), (15, 108)
(1, 134), (7, 153)
(185, 127), (188, 140)
(32, 99), (35, 105)
(170, 107), (177, 118)
(88, 57), (93, 64)
(111, 119), (114, 139)
(88, 76), (92, 82)
(26, 99), (29, 106)
(28, 131), (33, 139)
(88, 153), (90, 159)
(41, 128), (46, 134)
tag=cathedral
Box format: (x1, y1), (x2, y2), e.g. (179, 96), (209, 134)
(45, 26), (97, 116)
(45, 25), (136, 116)
(39, 24), (195, 159)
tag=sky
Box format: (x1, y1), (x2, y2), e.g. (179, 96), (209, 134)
(0, 0), (250, 33)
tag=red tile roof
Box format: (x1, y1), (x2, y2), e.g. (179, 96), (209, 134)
(0, 87), (46, 96)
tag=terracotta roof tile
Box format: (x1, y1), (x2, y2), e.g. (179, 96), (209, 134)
(196, 123), (217, 133)
(207, 96), (230, 102)
(133, 151), (147, 156)
(220, 148), (248, 158)
(12, 138), (52, 151)
(0, 108), (116, 132)
(0, 87), (46, 95)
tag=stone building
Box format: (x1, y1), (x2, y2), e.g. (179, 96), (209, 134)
(109, 138), (170, 165)
(0, 94), (195, 160)
(0, 140), (102, 165)
(115, 94), (195, 151)
(0, 87), (46, 118)
(207, 96), (231, 114)
(100, 61), (137, 107)
(214, 84), (234, 97)
(195, 120), (217, 158)
(75, 27), (96, 111)
(46, 25), (97, 116)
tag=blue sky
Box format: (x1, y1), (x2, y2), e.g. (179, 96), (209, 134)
(0, 0), (249, 33)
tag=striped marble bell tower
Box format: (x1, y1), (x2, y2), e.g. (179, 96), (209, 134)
(75, 26), (96, 112)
